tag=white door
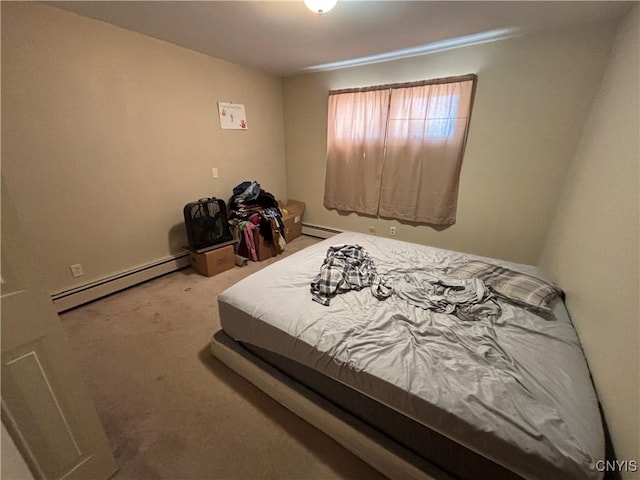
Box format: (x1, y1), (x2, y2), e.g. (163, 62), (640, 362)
(1, 176), (117, 480)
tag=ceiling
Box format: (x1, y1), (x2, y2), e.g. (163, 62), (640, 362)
(50, 1), (632, 76)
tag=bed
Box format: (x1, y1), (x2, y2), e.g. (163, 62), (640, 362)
(211, 232), (604, 480)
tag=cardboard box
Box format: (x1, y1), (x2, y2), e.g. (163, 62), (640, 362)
(280, 200), (305, 242)
(188, 244), (235, 277)
(237, 228), (278, 262)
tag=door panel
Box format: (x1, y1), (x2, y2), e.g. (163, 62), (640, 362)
(4, 345), (84, 478)
(1, 175), (117, 480)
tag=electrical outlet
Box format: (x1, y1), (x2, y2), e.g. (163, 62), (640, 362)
(389, 226), (396, 236)
(368, 226), (376, 235)
(70, 264), (84, 278)
(211, 167), (219, 179)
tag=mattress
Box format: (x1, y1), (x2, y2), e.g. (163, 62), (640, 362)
(218, 232), (604, 480)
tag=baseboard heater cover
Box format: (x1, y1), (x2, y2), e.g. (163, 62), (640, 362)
(51, 227), (338, 312)
(51, 253), (190, 313)
(301, 223), (343, 239)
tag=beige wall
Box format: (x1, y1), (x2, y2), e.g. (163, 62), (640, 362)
(1, 2), (287, 294)
(539, 6), (639, 473)
(283, 22), (618, 264)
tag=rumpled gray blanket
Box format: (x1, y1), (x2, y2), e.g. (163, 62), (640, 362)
(374, 272), (501, 321)
(312, 244), (500, 320)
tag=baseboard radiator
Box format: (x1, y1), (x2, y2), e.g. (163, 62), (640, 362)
(51, 225), (340, 313)
(301, 223), (343, 239)
(50, 253), (190, 313)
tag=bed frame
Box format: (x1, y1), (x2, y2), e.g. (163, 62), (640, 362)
(211, 329), (452, 480)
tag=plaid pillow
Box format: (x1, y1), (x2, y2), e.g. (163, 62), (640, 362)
(450, 260), (562, 316)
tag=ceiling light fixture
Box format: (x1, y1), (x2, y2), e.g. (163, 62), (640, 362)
(304, 0), (337, 15)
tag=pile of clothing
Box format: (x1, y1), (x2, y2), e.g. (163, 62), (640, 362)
(228, 181), (286, 261)
(310, 244), (501, 322)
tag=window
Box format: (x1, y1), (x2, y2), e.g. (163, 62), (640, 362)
(387, 94), (460, 142)
(324, 74), (476, 225)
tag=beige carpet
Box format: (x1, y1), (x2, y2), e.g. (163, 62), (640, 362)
(61, 236), (386, 480)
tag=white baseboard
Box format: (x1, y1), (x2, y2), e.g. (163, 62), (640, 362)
(301, 223), (343, 239)
(51, 225), (340, 313)
(51, 253), (190, 313)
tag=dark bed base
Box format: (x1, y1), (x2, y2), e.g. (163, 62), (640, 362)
(242, 341), (522, 480)
(212, 329), (521, 480)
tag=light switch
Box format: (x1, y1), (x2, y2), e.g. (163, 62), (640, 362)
(211, 168), (219, 179)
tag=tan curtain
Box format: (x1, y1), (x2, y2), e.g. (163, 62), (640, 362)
(324, 88), (390, 216)
(379, 76), (476, 224)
